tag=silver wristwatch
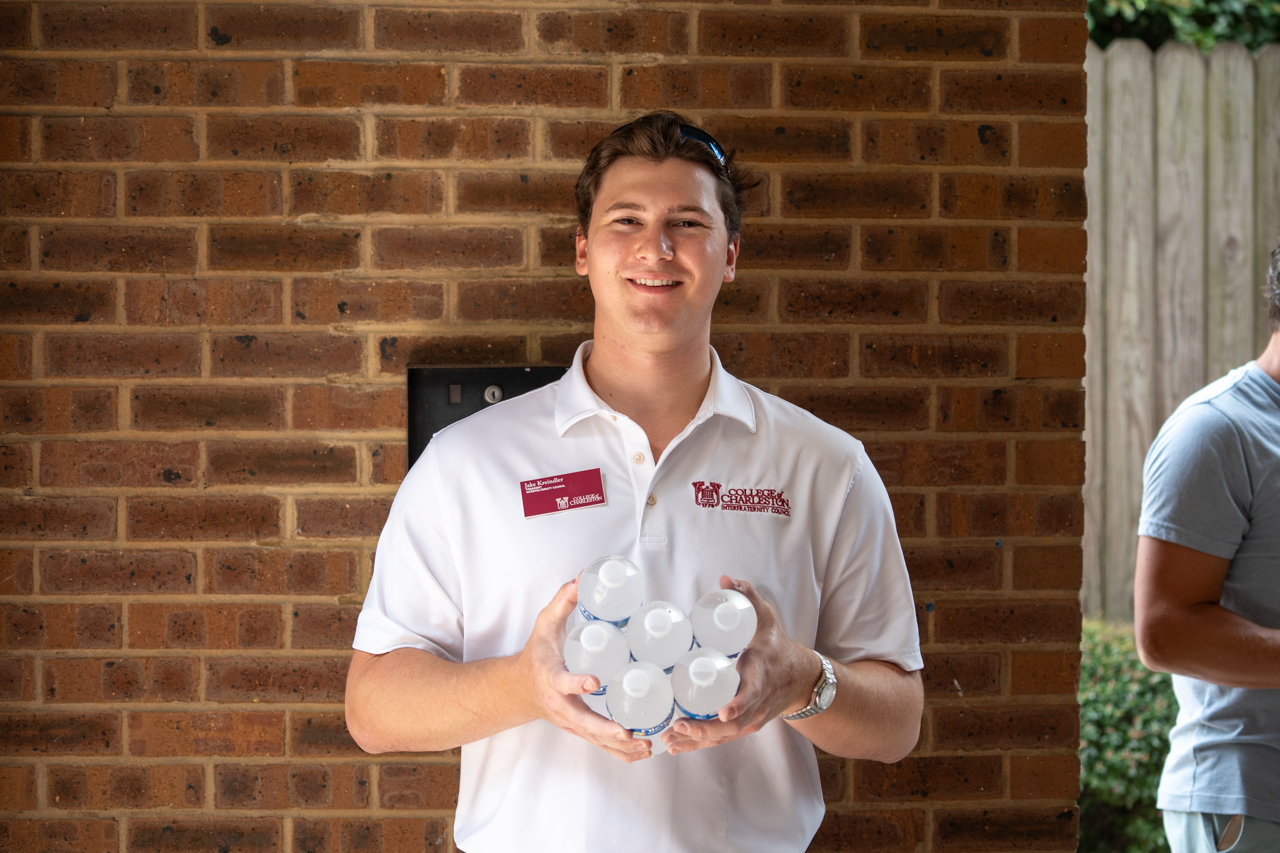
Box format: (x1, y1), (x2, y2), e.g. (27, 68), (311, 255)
(781, 652), (836, 721)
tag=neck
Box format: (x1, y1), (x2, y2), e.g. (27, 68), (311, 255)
(1258, 329), (1280, 384)
(583, 330), (713, 462)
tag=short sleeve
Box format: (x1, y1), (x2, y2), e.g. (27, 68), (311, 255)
(814, 452), (923, 672)
(353, 443), (465, 662)
(1138, 403), (1251, 560)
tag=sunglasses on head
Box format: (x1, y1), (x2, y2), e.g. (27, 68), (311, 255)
(612, 122), (727, 167)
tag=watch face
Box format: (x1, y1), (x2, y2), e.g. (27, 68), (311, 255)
(817, 681), (836, 709)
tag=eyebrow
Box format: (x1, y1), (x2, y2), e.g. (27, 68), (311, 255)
(602, 202), (713, 217)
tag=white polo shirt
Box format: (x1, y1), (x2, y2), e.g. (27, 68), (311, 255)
(354, 341), (921, 853)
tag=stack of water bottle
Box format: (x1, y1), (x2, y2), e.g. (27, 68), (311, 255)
(563, 556), (757, 738)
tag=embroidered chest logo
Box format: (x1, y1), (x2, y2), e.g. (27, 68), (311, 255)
(691, 481), (790, 517)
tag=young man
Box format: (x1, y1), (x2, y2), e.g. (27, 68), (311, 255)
(1134, 245), (1280, 853)
(345, 112), (923, 852)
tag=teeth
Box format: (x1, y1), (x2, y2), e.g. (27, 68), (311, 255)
(634, 278), (679, 287)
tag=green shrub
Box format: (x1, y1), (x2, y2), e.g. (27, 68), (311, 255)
(1078, 620), (1179, 853)
(1089, 0), (1280, 51)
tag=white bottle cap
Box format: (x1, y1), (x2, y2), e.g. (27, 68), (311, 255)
(644, 608), (673, 639)
(623, 668), (651, 699)
(688, 656), (718, 687)
(713, 601), (741, 631)
(580, 623), (609, 654)
(598, 559), (628, 589)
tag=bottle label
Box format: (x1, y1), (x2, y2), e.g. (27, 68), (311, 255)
(675, 700), (719, 721)
(589, 684), (607, 696)
(578, 601), (629, 628)
(627, 704), (675, 737)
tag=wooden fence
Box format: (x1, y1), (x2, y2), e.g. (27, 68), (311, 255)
(1082, 40), (1280, 620)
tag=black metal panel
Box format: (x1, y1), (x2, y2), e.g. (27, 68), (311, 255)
(407, 365), (568, 467)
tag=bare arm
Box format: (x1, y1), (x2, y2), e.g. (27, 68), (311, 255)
(662, 577), (922, 762)
(344, 579), (651, 761)
(1134, 535), (1280, 689)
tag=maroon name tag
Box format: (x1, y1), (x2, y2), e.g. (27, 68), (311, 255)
(521, 468), (606, 518)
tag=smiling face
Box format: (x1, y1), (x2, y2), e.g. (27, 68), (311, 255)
(575, 156), (739, 354)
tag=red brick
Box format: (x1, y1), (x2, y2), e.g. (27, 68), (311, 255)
(295, 819), (450, 853)
(380, 335), (527, 373)
(41, 4), (195, 49)
(205, 658), (347, 704)
(0, 4), (32, 48)
(863, 226), (1009, 271)
(207, 116), (361, 162)
(621, 63), (772, 109)
(129, 819), (280, 853)
(738, 225), (852, 270)
(786, 65), (931, 111)
(538, 11), (686, 54)
(0, 820), (117, 853)
(921, 652), (1000, 697)
(43, 658), (197, 704)
(944, 175), (1083, 221)
(700, 12), (848, 56)
(1016, 332), (1084, 378)
(0, 713), (120, 755)
(1010, 754), (1080, 799)
(934, 705), (1077, 750)
(45, 333), (200, 378)
(1015, 440), (1084, 485)
(374, 227), (523, 271)
(856, 755), (1002, 801)
(1, 172), (115, 218)
(864, 120), (1011, 166)
(292, 605), (361, 650)
(819, 758), (846, 804)
(206, 5), (358, 50)
(295, 498), (392, 539)
(0, 442), (31, 487)
(290, 713), (362, 757)
(942, 70), (1085, 115)
(1012, 650), (1080, 696)
(1018, 226), (1086, 273)
(783, 172), (931, 218)
(1020, 17), (1088, 63)
(291, 171), (443, 216)
(207, 549), (358, 596)
(0, 60), (115, 106)
(2, 602), (119, 649)
(862, 334), (1008, 378)
(712, 277), (771, 324)
(42, 117), (197, 162)
(934, 807), (1078, 849)
(293, 280), (443, 324)
(3, 387), (116, 435)
(40, 227), (196, 273)
(39, 441), (196, 488)
(294, 62), (445, 108)
(538, 225), (578, 269)
(904, 546), (1001, 589)
(699, 117), (851, 162)
(41, 550), (194, 595)
(456, 278), (593, 322)
(458, 64), (608, 107)
(779, 278), (924, 324)
(127, 61), (284, 107)
(0, 551), (34, 595)
(943, 0), (1083, 7)
(809, 810), (923, 853)
(47, 765), (203, 810)
(713, 332), (848, 379)
(0, 765), (37, 809)
(863, 15), (1007, 60)
(935, 600), (1080, 643)
(940, 280), (1084, 325)
(213, 763), (368, 810)
(377, 117), (531, 161)
(207, 441), (356, 486)
(939, 385), (1083, 432)
(538, 333), (591, 365)
(127, 497), (280, 542)
(2, 225), (30, 268)
(208, 225), (360, 272)
(937, 492), (1082, 537)
(370, 443), (407, 486)
(1013, 545), (1081, 590)
(0, 117), (32, 162)
(129, 712), (284, 757)
(378, 764), (460, 810)
(891, 492), (927, 538)
(129, 604), (282, 650)
(131, 386), (285, 431)
(126, 279), (280, 325)
(374, 9), (523, 52)
(292, 385), (406, 431)
(869, 441), (1006, 487)
(211, 333), (361, 378)
(125, 171), (281, 217)
(780, 387), (929, 431)
(455, 172), (577, 216)
(0, 334), (32, 380)
(1020, 121), (1087, 168)
(0, 497), (115, 541)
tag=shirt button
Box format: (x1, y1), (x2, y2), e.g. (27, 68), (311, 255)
(611, 415), (617, 422)
(632, 452), (645, 465)
(647, 494), (657, 506)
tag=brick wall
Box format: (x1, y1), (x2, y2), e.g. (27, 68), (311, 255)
(0, 2), (1087, 851)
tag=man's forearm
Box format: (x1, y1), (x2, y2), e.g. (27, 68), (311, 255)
(1137, 604), (1280, 689)
(789, 659), (923, 762)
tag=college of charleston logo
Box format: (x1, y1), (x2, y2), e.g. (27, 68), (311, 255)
(691, 481), (790, 517)
(692, 481), (722, 508)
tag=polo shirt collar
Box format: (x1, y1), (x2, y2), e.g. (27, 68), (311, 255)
(554, 340), (756, 436)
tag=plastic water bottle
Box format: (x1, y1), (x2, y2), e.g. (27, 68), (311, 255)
(578, 556), (644, 626)
(691, 589), (757, 658)
(605, 662), (674, 736)
(564, 621), (630, 696)
(672, 648), (740, 720)
(625, 601), (694, 672)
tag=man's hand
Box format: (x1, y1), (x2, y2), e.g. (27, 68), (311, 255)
(518, 578), (653, 762)
(661, 576), (817, 755)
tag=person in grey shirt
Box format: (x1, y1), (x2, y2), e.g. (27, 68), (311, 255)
(1135, 243), (1280, 853)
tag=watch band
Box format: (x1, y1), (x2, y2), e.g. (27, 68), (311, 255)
(781, 652), (836, 721)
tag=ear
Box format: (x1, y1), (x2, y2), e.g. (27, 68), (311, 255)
(574, 227), (589, 277)
(722, 235), (740, 283)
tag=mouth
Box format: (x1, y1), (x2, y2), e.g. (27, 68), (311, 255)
(628, 277), (682, 288)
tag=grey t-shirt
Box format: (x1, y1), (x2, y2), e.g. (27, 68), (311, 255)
(1139, 362), (1280, 822)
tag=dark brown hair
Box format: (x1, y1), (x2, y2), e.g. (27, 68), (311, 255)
(574, 111), (758, 238)
(1269, 241), (1280, 332)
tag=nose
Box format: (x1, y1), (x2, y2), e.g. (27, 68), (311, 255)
(635, 224), (674, 262)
